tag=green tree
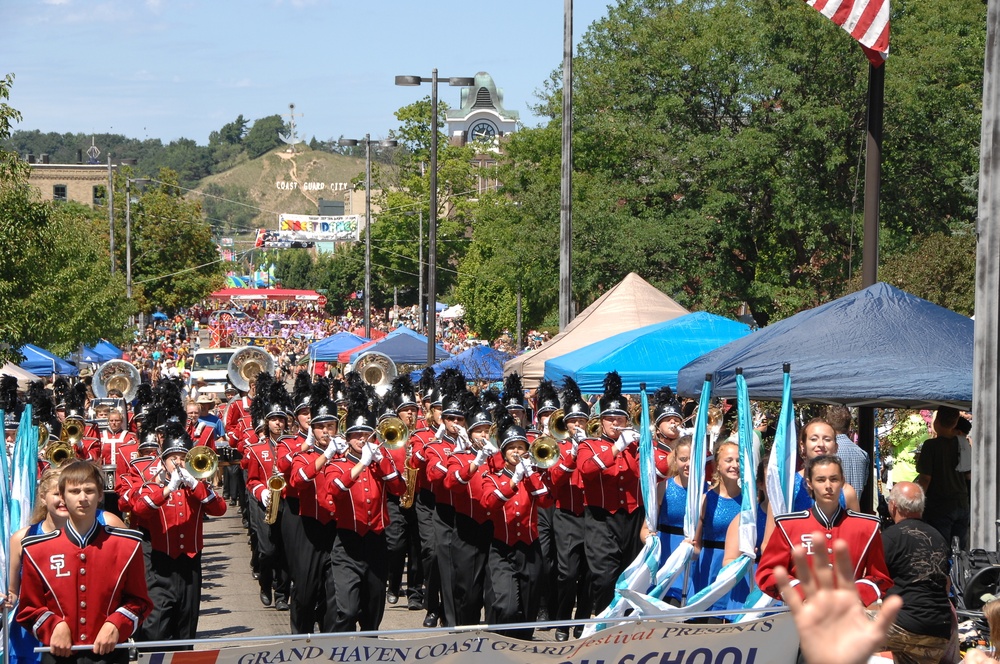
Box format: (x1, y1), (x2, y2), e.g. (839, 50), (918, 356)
(244, 115), (286, 159)
(201, 182), (257, 236)
(272, 249), (315, 290)
(457, 0), (984, 334)
(117, 168), (225, 312)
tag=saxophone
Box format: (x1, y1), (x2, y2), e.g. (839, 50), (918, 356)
(399, 440), (419, 509)
(264, 468), (286, 525)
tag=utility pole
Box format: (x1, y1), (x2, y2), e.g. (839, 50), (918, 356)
(559, 0), (575, 330)
(108, 156), (115, 276)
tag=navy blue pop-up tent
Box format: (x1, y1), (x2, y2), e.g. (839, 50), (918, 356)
(308, 332), (369, 362)
(348, 326), (450, 365)
(409, 345), (513, 383)
(676, 282), (974, 409)
(543, 312), (751, 394)
(75, 345), (117, 364)
(19, 344), (79, 376)
(94, 340), (124, 360)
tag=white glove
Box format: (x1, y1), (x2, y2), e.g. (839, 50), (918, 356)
(334, 436), (348, 454)
(261, 489), (271, 508)
(179, 467), (198, 490)
(359, 443), (376, 467)
(511, 462), (526, 485)
(622, 429), (641, 446)
(166, 470), (182, 493)
(519, 457), (535, 477)
(434, 423), (446, 441)
(323, 436), (339, 459)
(302, 429), (315, 450)
(482, 442), (499, 456)
(573, 428), (587, 443)
(473, 447), (490, 466)
(613, 436), (627, 453)
(371, 445), (384, 464)
(570, 439), (579, 458)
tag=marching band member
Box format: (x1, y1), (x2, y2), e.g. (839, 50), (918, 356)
(547, 378), (592, 641)
(243, 376), (292, 611)
(410, 368), (445, 628)
(756, 454), (892, 606)
(318, 387), (405, 632)
(575, 371), (643, 615)
(220, 383), (244, 506)
(442, 390), (497, 626)
(480, 410), (553, 640)
(532, 379), (560, 626)
(17, 460), (152, 664)
(503, 373), (530, 430)
(384, 376), (425, 611)
(651, 387), (684, 480)
(185, 400), (216, 451)
(277, 371), (313, 630)
(132, 423), (226, 646)
(422, 369), (468, 627)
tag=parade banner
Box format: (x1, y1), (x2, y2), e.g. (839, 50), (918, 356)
(145, 615), (797, 664)
(277, 214), (361, 241)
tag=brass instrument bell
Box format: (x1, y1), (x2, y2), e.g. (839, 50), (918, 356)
(185, 445), (219, 480)
(528, 435), (561, 469)
(548, 408), (569, 441)
(375, 417), (409, 450)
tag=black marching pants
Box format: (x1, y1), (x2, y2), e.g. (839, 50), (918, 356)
(488, 539), (542, 641)
(330, 528), (388, 632)
(415, 489), (442, 615)
(583, 506), (643, 614)
(554, 507), (592, 622)
(433, 501), (457, 626)
(386, 494), (424, 603)
(141, 550), (202, 648)
(281, 501), (337, 633)
(450, 512), (492, 626)
(248, 496), (289, 599)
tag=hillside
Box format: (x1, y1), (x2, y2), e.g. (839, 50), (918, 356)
(196, 147), (367, 232)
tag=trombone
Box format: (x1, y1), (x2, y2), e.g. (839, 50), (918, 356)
(547, 408), (570, 441)
(373, 417), (409, 451)
(528, 435), (561, 469)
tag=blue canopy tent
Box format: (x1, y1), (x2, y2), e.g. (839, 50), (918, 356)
(676, 282), (974, 409)
(308, 332), (369, 362)
(74, 345), (117, 364)
(94, 340), (124, 360)
(409, 345), (513, 383)
(18, 345), (79, 376)
(543, 312), (752, 394)
(348, 327), (450, 365)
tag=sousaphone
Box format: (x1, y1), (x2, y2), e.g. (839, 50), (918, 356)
(227, 347), (275, 393)
(93, 360), (141, 401)
(353, 351), (397, 390)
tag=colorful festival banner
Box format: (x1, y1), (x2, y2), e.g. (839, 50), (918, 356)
(144, 615), (797, 664)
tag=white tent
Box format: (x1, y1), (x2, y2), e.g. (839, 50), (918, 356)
(504, 272), (689, 388)
(0, 363), (42, 390)
(440, 304), (465, 320)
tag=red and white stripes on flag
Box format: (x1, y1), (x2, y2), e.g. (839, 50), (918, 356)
(805, 0), (890, 66)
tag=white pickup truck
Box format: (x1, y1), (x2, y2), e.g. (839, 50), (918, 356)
(189, 347), (245, 396)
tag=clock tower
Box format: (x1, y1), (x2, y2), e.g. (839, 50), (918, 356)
(445, 72), (519, 149)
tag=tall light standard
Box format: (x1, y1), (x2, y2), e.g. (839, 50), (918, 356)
(339, 134), (397, 339)
(404, 209), (425, 333)
(395, 70), (475, 366)
(124, 175), (149, 325)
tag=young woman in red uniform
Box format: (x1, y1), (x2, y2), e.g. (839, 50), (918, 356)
(480, 411), (553, 640)
(756, 454), (892, 606)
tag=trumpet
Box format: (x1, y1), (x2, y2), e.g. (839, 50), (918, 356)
(186, 446), (218, 480)
(548, 409), (570, 441)
(45, 440), (76, 466)
(374, 417), (409, 450)
(528, 435), (561, 469)
(61, 418), (84, 446)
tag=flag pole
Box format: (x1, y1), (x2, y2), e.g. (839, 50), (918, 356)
(858, 60), (885, 514)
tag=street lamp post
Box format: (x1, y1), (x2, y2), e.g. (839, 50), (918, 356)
(124, 175), (149, 306)
(395, 70), (475, 366)
(339, 135), (398, 339)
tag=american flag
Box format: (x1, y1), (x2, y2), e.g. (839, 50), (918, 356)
(805, 0), (890, 66)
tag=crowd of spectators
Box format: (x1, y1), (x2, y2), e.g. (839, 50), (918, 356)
(122, 299), (551, 384)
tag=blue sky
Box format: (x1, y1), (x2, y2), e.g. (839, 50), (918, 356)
(4, 0), (613, 145)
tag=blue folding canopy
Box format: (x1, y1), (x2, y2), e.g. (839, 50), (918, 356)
(308, 332), (369, 362)
(75, 345), (117, 364)
(93, 340), (124, 360)
(409, 345), (513, 383)
(348, 326), (450, 365)
(18, 345), (79, 376)
(676, 282), (974, 409)
(543, 312), (751, 394)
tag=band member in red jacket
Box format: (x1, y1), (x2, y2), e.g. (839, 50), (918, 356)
(546, 378), (593, 641)
(286, 377), (341, 633)
(410, 368), (445, 627)
(575, 371), (643, 615)
(17, 460), (152, 664)
(480, 410), (553, 640)
(243, 376), (293, 611)
(756, 454), (892, 606)
(132, 423), (226, 646)
(318, 386), (405, 632)
(384, 375), (425, 611)
(651, 387), (684, 481)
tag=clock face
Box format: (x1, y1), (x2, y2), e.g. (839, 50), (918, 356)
(469, 122), (497, 142)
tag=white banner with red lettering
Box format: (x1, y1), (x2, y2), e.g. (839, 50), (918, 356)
(146, 614), (797, 664)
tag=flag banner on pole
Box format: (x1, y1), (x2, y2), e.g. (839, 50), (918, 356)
(11, 405), (39, 535)
(0, 407), (10, 595)
(139, 614), (798, 664)
(804, 0), (890, 65)
(766, 368), (798, 517)
(685, 379), (712, 538)
(735, 372), (758, 558)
